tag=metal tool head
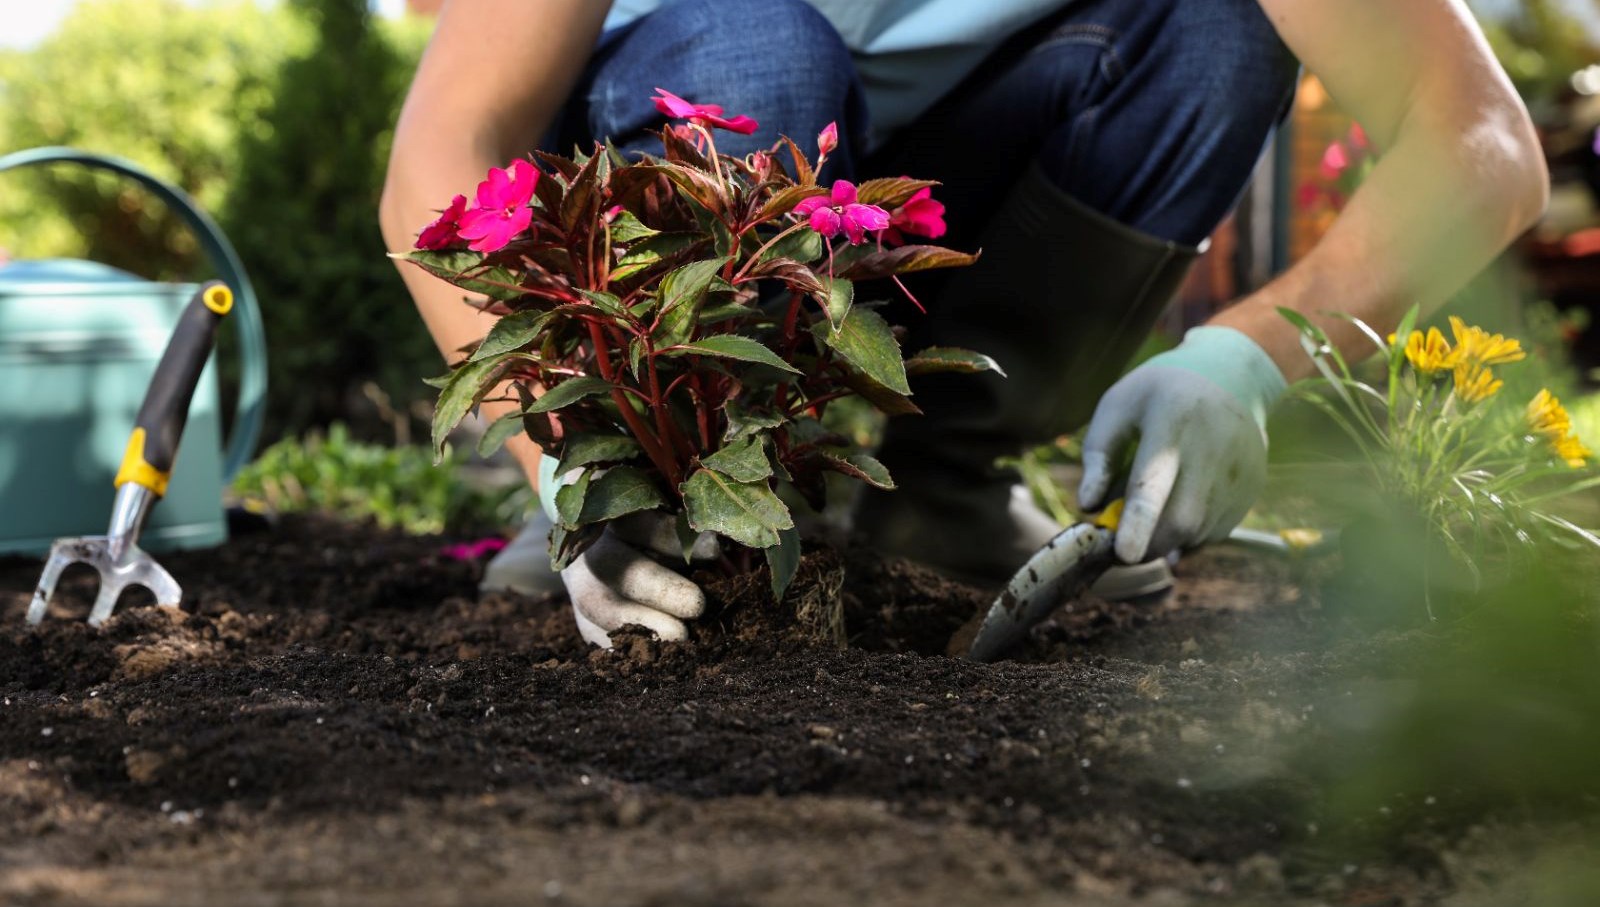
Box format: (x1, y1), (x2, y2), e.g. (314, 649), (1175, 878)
(966, 522), (1117, 662)
(27, 536), (182, 628)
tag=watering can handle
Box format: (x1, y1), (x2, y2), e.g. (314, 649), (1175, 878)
(0, 146), (267, 483)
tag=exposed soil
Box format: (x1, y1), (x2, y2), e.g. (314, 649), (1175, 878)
(0, 515), (1594, 906)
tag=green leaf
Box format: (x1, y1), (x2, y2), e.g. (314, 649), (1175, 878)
(724, 403), (784, 442)
(655, 258), (726, 347)
(815, 307), (910, 395)
(472, 310), (550, 361)
(477, 410), (526, 458)
(422, 372), (452, 390)
(549, 522), (603, 571)
(699, 435), (772, 483)
(765, 527), (802, 601)
(628, 337), (647, 380)
(820, 277), (852, 330)
(667, 335), (802, 374)
(609, 210), (658, 244)
(905, 346), (1007, 377)
(681, 468), (794, 549)
(758, 227), (825, 264)
(578, 289), (629, 318)
(612, 232), (703, 282)
(432, 354), (511, 460)
(578, 467), (666, 525)
(819, 452), (895, 490)
(556, 433), (643, 473)
(835, 368), (921, 417)
(554, 467), (593, 530)
(529, 376), (611, 414)
(834, 244), (979, 282)
(666, 512), (699, 564)
(398, 250), (528, 302)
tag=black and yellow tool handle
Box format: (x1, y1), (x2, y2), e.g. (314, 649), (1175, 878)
(114, 281), (234, 496)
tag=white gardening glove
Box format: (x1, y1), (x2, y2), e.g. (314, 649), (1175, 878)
(1078, 326), (1286, 564)
(560, 512), (720, 648)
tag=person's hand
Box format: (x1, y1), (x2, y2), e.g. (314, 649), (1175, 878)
(1078, 326), (1286, 564)
(560, 512), (719, 647)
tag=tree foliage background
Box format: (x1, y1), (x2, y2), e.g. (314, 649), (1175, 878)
(0, 0), (434, 439)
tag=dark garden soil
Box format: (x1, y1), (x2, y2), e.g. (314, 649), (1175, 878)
(0, 515), (1594, 906)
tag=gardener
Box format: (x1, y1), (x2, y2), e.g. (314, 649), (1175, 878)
(381, 0), (1546, 646)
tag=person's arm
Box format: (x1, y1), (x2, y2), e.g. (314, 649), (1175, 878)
(379, 0), (613, 485)
(1081, 0), (1548, 563)
(1213, 0), (1548, 380)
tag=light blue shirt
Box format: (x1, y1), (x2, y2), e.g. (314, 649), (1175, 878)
(604, 0), (1073, 147)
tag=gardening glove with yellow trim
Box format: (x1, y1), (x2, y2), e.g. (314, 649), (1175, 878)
(560, 512), (720, 649)
(1078, 326), (1286, 564)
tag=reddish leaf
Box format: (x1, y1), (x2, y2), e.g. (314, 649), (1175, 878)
(661, 125), (714, 172)
(853, 178), (938, 208)
(835, 244), (980, 281)
(745, 257), (826, 297)
(777, 135), (815, 187)
(756, 184), (827, 223)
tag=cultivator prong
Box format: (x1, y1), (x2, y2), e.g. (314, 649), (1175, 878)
(27, 534), (183, 628)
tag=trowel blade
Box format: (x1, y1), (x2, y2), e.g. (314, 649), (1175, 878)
(965, 522), (1117, 662)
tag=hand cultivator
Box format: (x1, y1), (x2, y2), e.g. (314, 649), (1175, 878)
(28, 281), (233, 627)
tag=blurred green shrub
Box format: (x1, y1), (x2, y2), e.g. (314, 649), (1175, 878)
(231, 422), (531, 536)
(221, 0), (438, 436)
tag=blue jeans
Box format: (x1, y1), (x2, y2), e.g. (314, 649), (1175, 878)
(550, 0), (1299, 247)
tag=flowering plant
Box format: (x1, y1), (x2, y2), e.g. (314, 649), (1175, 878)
(396, 91), (990, 598)
(1281, 306), (1600, 608)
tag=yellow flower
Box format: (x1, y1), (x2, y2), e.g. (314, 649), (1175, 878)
(1526, 389), (1590, 468)
(1526, 389), (1573, 440)
(1451, 363), (1501, 404)
(1402, 327), (1459, 377)
(1448, 316), (1525, 367)
(1555, 433), (1593, 468)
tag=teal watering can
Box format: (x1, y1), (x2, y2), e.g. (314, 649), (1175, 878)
(0, 147), (268, 556)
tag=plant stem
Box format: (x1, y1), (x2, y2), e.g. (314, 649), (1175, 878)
(588, 321), (681, 489)
(733, 222), (809, 282)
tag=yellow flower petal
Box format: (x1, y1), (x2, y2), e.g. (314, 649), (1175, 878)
(1452, 363), (1501, 404)
(1449, 316), (1526, 367)
(1404, 327), (1458, 377)
(1527, 389), (1573, 440)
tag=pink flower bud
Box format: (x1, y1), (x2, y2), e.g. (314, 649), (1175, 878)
(818, 121), (839, 156)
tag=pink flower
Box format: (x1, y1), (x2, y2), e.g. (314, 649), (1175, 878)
(439, 537), (508, 561)
(651, 88), (759, 135)
(415, 194), (468, 250)
(882, 186), (946, 247)
(1318, 141), (1350, 182)
(1349, 122), (1369, 151)
(458, 159), (540, 253)
(793, 180), (890, 245)
(817, 121), (838, 156)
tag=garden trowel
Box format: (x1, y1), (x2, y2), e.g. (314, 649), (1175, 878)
(28, 281), (233, 627)
(964, 503), (1122, 662)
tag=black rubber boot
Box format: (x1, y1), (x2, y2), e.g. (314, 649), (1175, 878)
(856, 163), (1200, 585)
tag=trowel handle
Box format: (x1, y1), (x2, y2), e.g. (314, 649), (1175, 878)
(114, 281), (234, 497)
